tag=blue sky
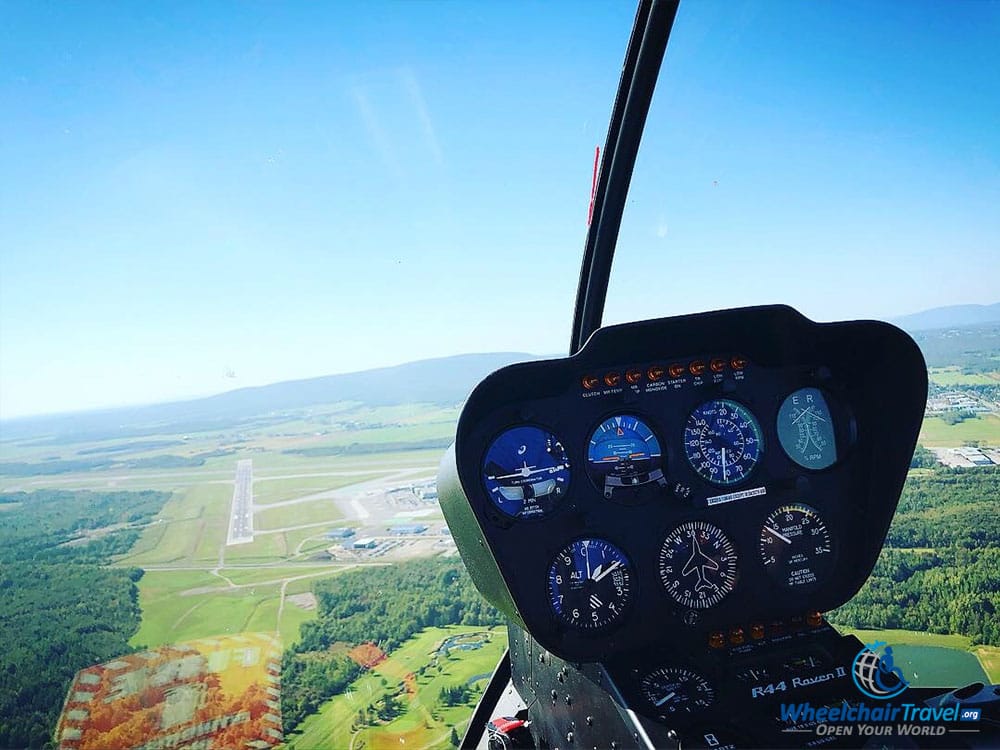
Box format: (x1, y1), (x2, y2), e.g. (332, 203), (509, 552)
(1, 1), (997, 419)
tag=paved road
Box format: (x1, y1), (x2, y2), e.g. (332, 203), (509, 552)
(226, 459), (255, 545)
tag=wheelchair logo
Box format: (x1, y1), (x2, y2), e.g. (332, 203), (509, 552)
(852, 641), (910, 700)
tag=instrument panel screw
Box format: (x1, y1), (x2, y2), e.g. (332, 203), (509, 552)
(566, 732), (574, 743)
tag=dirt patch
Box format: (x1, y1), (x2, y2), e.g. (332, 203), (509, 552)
(286, 592), (317, 610)
(348, 642), (387, 669)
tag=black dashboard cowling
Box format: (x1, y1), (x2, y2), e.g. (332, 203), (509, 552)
(438, 305), (927, 662)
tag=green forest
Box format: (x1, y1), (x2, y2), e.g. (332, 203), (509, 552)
(281, 559), (504, 733)
(0, 490), (169, 748)
(830, 467), (1000, 645)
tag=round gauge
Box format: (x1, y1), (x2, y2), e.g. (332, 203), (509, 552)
(659, 522), (738, 609)
(586, 415), (666, 500)
(777, 387), (838, 470)
(548, 538), (633, 630)
(641, 667), (715, 715)
(482, 426), (570, 519)
(759, 504), (834, 590)
(684, 400), (764, 486)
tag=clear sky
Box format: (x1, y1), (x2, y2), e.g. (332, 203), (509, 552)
(1, 1), (998, 419)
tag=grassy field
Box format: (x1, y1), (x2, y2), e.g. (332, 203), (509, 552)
(255, 497), (343, 531)
(918, 414), (1000, 447)
(928, 367), (1000, 386)
(253, 473), (385, 506)
(131, 566), (348, 648)
(289, 625), (507, 750)
(835, 627), (996, 684)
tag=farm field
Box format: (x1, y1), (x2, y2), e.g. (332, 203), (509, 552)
(918, 414), (1000, 447)
(288, 626), (508, 750)
(927, 366), (1000, 386)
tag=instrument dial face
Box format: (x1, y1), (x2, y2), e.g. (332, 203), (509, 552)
(684, 400), (764, 485)
(641, 667), (715, 715)
(548, 538), (633, 630)
(658, 522), (738, 609)
(482, 426), (570, 519)
(777, 387), (838, 470)
(586, 415), (666, 499)
(759, 504), (833, 590)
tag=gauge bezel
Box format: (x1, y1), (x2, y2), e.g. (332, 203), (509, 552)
(775, 386), (848, 472)
(546, 536), (636, 632)
(640, 666), (716, 716)
(584, 411), (668, 504)
(683, 398), (765, 487)
(479, 423), (572, 523)
(758, 502), (836, 592)
(657, 519), (740, 610)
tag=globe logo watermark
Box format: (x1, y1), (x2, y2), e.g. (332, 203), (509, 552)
(851, 641), (910, 700)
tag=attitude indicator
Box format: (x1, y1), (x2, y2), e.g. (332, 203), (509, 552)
(684, 400), (763, 485)
(777, 387), (838, 470)
(759, 503), (834, 590)
(482, 426), (570, 519)
(548, 538), (633, 630)
(659, 521), (738, 609)
(586, 414), (666, 500)
(641, 667), (715, 715)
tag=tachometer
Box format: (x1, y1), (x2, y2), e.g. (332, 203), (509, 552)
(586, 414), (666, 500)
(777, 388), (838, 470)
(658, 521), (738, 609)
(641, 667), (715, 715)
(548, 538), (633, 630)
(684, 399), (763, 485)
(482, 426), (570, 519)
(759, 503), (833, 590)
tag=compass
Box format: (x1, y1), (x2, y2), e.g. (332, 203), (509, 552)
(658, 521), (738, 609)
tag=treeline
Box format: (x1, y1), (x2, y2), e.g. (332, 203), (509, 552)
(283, 437), (453, 458)
(830, 467), (1000, 645)
(281, 559), (503, 732)
(0, 489), (169, 748)
(0, 454), (208, 476)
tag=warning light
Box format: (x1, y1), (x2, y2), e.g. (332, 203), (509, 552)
(728, 627), (745, 646)
(750, 623), (766, 640)
(647, 365), (665, 381)
(689, 360), (706, 376)
(625, 368), (642, 384)
(710, 358), (727, 373)
(604, 372), (621, 387)
(708, 632), (725, 649)
(582, 375), (600, 390)
(806, 611), (824, 627)
(668, 363), (686, 378)
(731, 355), (748, 370)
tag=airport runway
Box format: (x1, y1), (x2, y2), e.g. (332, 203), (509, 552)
(226, 459), (254, 545)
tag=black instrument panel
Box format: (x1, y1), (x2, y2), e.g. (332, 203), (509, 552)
(450, 305), (926, 661)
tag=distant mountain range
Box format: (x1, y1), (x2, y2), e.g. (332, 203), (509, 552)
(891, 303), (1000, 332)
(1, 353), (540, 443)
(4, 302), (998, 444)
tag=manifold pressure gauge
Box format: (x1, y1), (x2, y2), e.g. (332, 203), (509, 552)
(759, 503), (833, 590)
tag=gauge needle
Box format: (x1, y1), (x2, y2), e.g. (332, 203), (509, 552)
(765, 526), (792, 544)
(721, 447), (728, 480)
(654, 691), (676, 707)
(488, 463), (539, 480)
(593, 560), (621, 582)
